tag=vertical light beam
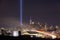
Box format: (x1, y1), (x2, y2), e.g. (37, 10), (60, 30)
(20, 0), (22, 27)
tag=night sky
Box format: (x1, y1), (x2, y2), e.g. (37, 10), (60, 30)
(0, 0), (19, 27)
(23, 0), (60, 26)
(0, 0), (60, 27)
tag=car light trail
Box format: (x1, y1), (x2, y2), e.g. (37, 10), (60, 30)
(36, 30), (57, 39)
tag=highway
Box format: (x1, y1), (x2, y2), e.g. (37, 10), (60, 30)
(21, 29), (57, 39)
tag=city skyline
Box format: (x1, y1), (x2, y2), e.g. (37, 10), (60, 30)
(23, 0), (60, 26)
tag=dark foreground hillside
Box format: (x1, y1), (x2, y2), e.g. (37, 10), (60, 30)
(0, 35), (60, 40)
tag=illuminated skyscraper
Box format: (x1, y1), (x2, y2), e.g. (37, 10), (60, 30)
(45, 23), (48, 31)
(29, 16), (35, 29)
(30, 16), (32, 24)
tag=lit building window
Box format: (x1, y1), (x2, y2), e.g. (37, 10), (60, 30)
(13, 31), (19, 37)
